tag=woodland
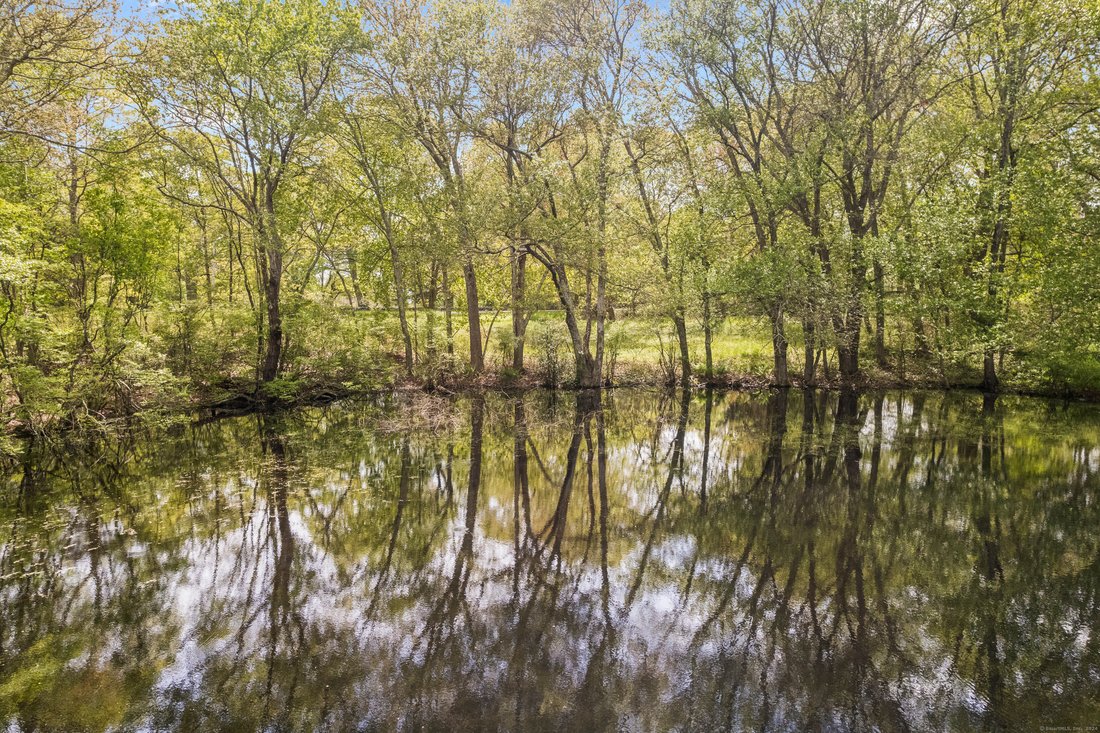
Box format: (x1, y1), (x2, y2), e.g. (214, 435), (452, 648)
(1, 0), (1099, 435)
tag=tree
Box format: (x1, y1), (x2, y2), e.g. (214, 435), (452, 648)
(794, 0), (959, 384)
(474, 4), (572, 374)
(337, 110), (422, 377)
(664, 0), (800, 386)
(520, 0), (645, 388)
(958, 0), (1093, 390)
(0, 0), (113, 144)
(622, 121), (693, 386)
(131, 0), (359, 385)
(357, 0), (497, 374)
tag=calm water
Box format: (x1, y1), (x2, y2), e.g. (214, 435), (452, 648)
(0, 389), (1098, 732)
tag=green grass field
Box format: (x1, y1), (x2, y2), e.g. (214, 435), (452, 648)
(349, 308), (804, 383)
(294, 306), (1098, 394)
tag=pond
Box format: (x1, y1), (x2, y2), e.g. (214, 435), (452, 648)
(1, 389), (1098, 732)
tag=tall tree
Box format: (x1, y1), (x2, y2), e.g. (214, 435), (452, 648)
(527, 0), (645, 388)
(337, 111), (422, 377)
(959, 0), (1092, 390)
(357, 0), (496, 374)
(0, 0), (114, 144)
(131, 0), (359, 385)
(795, 0), (958, 384)
(474, 5), (571, 374)
(664, 0), (797, 386)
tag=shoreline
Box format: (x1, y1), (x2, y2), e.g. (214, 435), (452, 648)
(4, 368), (1099, 447)
(185, 369), (1100, 422)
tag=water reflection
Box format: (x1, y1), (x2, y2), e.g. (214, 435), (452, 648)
(1, 389), (1099, 731)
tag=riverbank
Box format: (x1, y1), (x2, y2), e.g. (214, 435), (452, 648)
(4, 366), (1097, 447)
(192, 362), (1100, 428)
(3, 311), (1098, 446)
(4, 361), (1098, 445)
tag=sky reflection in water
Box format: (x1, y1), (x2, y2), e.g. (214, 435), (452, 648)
(1, 389), (1098, 732)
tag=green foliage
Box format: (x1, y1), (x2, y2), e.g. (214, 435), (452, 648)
(0, 0), (1099, 436)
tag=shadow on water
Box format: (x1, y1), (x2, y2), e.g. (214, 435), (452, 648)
(0, 389), (1098, 731)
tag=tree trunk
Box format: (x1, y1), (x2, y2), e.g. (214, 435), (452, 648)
(462, 259), (483, 373)
(594, 254), (607, 386)
(803, 317), (816, 386)
(570, 282), (597, 385)
(511, 251), (526, 373)
(348, 247), (365, 309)
(873, 259), (887, 366)
(674, 311), (690, 389)
(835, 271), (864, 386)
(837, 335), (860, 386)
(443, 265), (454, 358)
(425, 261), (439, 361)
(261, 261), (282, 383)
(914, 314), (930, 356)
(593, 134), (612, 388)
(702, 282), (714, 383)
(259, 193), (285, 385)
(982, 349), (999, 392)
(769, 304), (789, 387)
(389, 243), (414, 378)
(547, 261), (598, 388)
(566, 298), (599, 389)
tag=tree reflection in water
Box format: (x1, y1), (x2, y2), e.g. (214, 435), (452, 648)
(0, 389), (1098, 731)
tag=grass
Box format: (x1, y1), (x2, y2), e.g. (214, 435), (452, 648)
(336, 306), (1099, 395)
(352, 307), (805, 384)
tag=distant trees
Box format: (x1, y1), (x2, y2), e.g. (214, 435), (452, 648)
(666, 0), (961, 386)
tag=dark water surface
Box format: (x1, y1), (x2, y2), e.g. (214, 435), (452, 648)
(1, 389), (1099, 732)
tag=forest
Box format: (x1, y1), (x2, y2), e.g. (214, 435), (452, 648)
(1, 0), (1099, 435)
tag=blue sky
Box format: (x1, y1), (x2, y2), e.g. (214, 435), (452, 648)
(117, 0), (672, 16)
